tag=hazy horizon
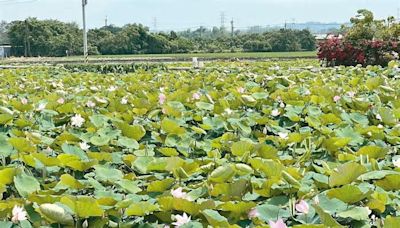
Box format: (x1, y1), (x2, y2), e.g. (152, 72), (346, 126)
(0, 0), (398, 30)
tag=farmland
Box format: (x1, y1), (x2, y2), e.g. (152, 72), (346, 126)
(0, 60), (400, 227)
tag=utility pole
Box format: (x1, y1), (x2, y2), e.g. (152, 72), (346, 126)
(82, 0), (88, 63)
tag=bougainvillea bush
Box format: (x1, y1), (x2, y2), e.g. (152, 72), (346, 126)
(1, 61), (400, 227)
(318, 38), (399, 67)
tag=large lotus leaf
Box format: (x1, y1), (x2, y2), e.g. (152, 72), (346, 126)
(115, 122), (146, 141)
(208, 165), (235, 183)
(117, 136), (139, 149)
(384, 216), (400, 228)
(202, 209), (230, 227)
(0, 168), (16, 186)
(61, 143), (88, 161)
(38, 203), (74, 225)
(358, 170), (400, 181)
(256, 144), (278, 159)
(356, 145), (387, 159)
(125, 201), (159, 216)
(329, 162), (366, 187)
(375, 175), (400, 191)
(117, 179), (142, 194)
(60, 196), (104, 218)
(8, 137), (36, 153)
(14, 172), (41, 198)
(94, 165), (124, 183)
(231, 140), (254, 157)
(195, 102), (214, 111)
(55, 174), (84, 190)
(256, 204), (290, 222)
(337, 206), (370, 221)
(0, 114), (13, 124)
(327, 185), (370, 204)
(161, 118), (186, 135)
(313, 204), (344, 227)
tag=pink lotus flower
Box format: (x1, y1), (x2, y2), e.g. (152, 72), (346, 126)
(347, 91), (356, 98)
(268, 218), (287, 228)
(192, 92), (201, 100)
(11, 206), (27, 223)
(333, 95), (341, 102)
(295, 200), (310, 214)
(21, 98), (28, 105)
(237, 87), (245, 93)
(57, 98), (65, 104)
(172, 213), (191, 227)
(159, 93), (167, 105)
(248, 208), (260, 219)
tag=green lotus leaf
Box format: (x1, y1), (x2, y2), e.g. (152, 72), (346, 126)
(329, 162), (366, 187)
(0, 114), (13, 124)
(60, 196), (104, 218)
(356, 145), (387, 159)
(337, 206), (371, 221)
(375, 175), (400, 191)
(327, 185), (370, 204)
(231, 140), (254, 157)
(209, 165), (235, 183)
(256, 204), (290, 222)
(147, 178), (175, 192)
(38, 203), (74, 225)
(117, 136), (139, 149)
(384, 216), (400, 228)
(14, 172), (41, 198)
(94, 165), (124, 183)
(195, 102), (214, 111)
(358, 170), (400, 181)
(116, 122), (146, 141)
(202, 209), (230, 227)
(313, 204), (345, 227)
(161, 118), (186, 135)
(125, 202), (159, 216)
(117, 179), (142, 194)
(8, 137), (36, 153)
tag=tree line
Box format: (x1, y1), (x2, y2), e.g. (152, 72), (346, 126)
(1, 18), (316, 57)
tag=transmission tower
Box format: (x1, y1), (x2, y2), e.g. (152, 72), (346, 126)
(230, 19), (234, 37)
(153, 17), (158, 32)
(220, 12), (226, 31)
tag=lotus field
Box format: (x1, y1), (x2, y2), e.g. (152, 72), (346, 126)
(1, 60), (400, 228)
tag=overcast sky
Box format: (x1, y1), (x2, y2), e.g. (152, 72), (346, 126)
(0, 0), (398, 30)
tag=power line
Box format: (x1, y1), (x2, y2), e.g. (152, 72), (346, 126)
(0, 0), (38, 5)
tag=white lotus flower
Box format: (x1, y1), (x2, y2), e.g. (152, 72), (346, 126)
(71, 114), (85, 127)
(393, 158), (400, 168)
(79, 142), (90, 151)
(171, 187), (191, 200)
(121, 97), (128, 105)
(224, 108), (233, 115)
(278, 132), (289, 140)
(36, 103), (46, 111)
(271, 109), (281, 117)
(86, 100), (96, 108)
(376, 114), (382, 121)
(172, 213), (191, 227)
(237, 87), (245, 93)
(107, 86), (117, 92)
(11, 206), (27, 223)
